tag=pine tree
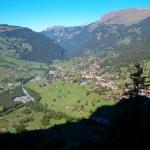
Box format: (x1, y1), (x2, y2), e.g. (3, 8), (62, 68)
(129, 63), (145, 97)
(124, 63), (149, 98)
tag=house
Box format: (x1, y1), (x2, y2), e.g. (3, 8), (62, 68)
(48, 70), (57, 82)
(8, 83), (13, 86)
(80, 80), (92, 85)
(31, 76), (41, 82)
(13, 85), (34, 103)
(140, 88), (150, 98)
(13, 96), (32, 103)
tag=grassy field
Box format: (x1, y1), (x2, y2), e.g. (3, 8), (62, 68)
(0, 79), (114, 133)
(0, 86), (23, 106)
(1, 104), (67, 132)
(0, 53), (49, 84)
(0, 53), (49, 99)
(0, 55), (49, 132)
(3, 55), (149, 133)
(2, 106), (43, 131)
(26, 80), (114, 118)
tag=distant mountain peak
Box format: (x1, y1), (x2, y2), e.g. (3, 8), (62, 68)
(0, 24), (22, 32)
(47, 26), (65, 30)
(100, 8), (150, 25)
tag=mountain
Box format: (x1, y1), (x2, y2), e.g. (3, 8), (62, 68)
(42, 25), (89, 57)
(42, 8), (150, 62)
(100, 8), (150, 25)
(91, 17), (150, 62)
(0, 24), (65, 63)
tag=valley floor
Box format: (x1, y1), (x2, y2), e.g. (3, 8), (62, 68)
(0, 54), (149, 133)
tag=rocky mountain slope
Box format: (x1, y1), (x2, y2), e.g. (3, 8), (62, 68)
(100, 8), (150, 25)
(0, 24), (65, 63)
(42, 8), (150, 62)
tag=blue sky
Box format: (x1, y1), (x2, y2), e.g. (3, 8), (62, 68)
(0, 0), (150, 31)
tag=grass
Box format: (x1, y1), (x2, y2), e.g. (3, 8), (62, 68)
(0, 86), (23, 106)
(1, 105), (68, 132)
(0, 55), (127, 133)
(26, 80), (114, 118)
(0, 119), (9, 129)
(0, 53), (49, 102)
(1, 106), (42, 132)
(0, 78), (114, 132)
(0, 53), (49, 85)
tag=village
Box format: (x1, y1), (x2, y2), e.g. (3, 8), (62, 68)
(0, 55), (149, 135)
(27, 55), (150, 102)
(1, 55), (149, 106)
(53, 56), (119, 90)
(29, 56), (120, 95)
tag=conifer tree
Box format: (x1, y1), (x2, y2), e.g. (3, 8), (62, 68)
(123, 63), (147, 98)
(129, 63), (145, 97)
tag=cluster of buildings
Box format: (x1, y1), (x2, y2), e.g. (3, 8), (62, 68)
(48, 70), (57, 83)
(78, 62), (118, 91)
(79, 60), (101, 79)
(50, 56), (119, 93)
(95, 76), (118, 91)
(140, 88), (150, 98)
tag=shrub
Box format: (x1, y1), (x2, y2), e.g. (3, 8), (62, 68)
(53, 98), (56, 102)
(31, 102), (48, 113)
(15, 124), (26, 133)
(22, 108), (32, 114)
(86, 91), (90, 96)
(19, 117), (34, 124)
(41, 113), (51, 126)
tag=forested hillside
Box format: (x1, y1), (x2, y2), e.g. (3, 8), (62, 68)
(42, 8), (150, 63)
(0, 24), (65, 63)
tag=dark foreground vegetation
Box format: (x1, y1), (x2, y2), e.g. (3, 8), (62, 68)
(0, 95), (150, 150)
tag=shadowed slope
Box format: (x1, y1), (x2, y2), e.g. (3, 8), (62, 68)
(0, 96), (150, 150)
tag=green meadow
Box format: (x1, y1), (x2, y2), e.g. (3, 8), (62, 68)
(26, 80), (114, 118)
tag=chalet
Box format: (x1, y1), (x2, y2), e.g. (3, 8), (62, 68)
(13, 84), (34, 103)
(80, 80), (92, 85)
(140, 88), (150, 98)
(8, 83), (13, 86)
(48, 70), (57, 82)
(13, 96), (32, 103)
(31, 76), (41, 81)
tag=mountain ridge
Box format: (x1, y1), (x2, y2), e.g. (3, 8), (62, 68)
(44, 8), (150, 31)
(42, 8), (150, 61)
(100, 8), (150, 25)
(0, 25), (66, 63)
